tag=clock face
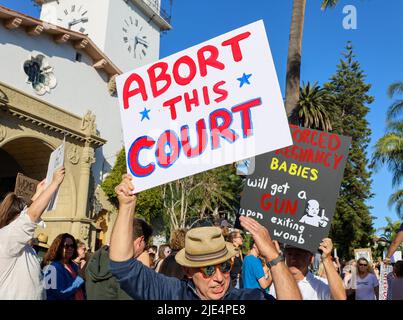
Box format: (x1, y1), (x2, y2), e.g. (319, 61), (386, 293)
(122, 16), (149, 60)
(57, 4), (89, 34)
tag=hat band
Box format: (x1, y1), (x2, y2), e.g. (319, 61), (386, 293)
(185, 246), (228, 262)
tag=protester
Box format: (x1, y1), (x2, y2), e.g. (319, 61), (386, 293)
(0, 167), (65, 300)
(85, 218), (153, 300)
(73, 240), (88, 270)
(42, 233), (86, 300)
(352, 257), (379, 300)
(242, 241), (272, 291)
(384, 222), (403, 264)
(159, 228), (187, 279)
(273, 240), (346, 300)
(227, 230), (244, 288)
(391, 260), (403, 300)
(154, 244), (171, 272)
(108, 175), (302, 300)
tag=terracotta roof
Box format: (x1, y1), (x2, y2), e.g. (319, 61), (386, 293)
(0, 5), (122, 80)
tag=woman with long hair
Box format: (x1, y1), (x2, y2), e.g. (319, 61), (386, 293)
(154, 244), (171, 272)
(43, 233), (85, 300)
(0, 167), (65, 300)
(353, 257), (379, 300)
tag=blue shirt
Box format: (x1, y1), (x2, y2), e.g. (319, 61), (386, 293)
(242, 255), (265, 289)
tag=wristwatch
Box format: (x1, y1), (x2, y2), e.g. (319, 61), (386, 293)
(266, 253), (285, 269)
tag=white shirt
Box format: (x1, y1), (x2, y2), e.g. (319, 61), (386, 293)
(269, 272), (331, 300)
(355, 273), (378, 300)
(0, 209), (44, 300)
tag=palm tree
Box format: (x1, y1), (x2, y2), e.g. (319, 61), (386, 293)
(372, 82), (403, 218)
(292, 81), (334, 131)
(285, 0), (339, 122)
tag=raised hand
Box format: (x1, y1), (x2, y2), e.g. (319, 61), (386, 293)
(319, 238), (333, 260)
(239, 216), (279, 261)
(52, 166), (65, 186)
(114, 174), (137, 207)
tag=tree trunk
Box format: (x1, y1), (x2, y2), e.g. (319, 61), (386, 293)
(285, 0), (306, 124)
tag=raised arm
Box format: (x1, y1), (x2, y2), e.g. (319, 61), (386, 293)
(240, 216), (302, 300)
(109, 174), (137, 262)
(320, 238), (346, 300)
(27, 167), (65, 223)
(385, 230), (403, 262)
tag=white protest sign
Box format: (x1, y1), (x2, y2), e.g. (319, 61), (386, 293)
(116, 20), (292, 192)
(379, 262), (393, 300)
(45, 139), (65, 211)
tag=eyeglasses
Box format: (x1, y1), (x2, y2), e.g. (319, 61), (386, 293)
(63, 244), (75, 249)
(359, 263), (368, 267)
(199, 260), (233, 278)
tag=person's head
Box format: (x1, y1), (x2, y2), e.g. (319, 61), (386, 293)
(133, 218), (153, 258)
(249, 241), (260, 256)
(148, 245), (157, 255)
(306, 200), (320, 217)
(157, 244), (171, 259)
(75, 240), (87, 260)
(175, 226), (237, 300)
(170, 228), (187, 251)
(0, 193), (26, 229)
(356, 257), (370, 274)
(43, 233), (77, 266)
(394, 261), (403, 278)
(284, 245), (314, 276)
(227, 230), (243, 248)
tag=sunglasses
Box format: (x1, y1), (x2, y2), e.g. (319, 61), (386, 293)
(199, 260), (233, 278)
(63, 244), (75, 249)
(359, 263), (368, 267)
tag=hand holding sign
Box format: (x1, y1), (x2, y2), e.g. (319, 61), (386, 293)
(239, 216), (279, 261)
(114, 174), (137, 208)
(319, 238), (333, 260)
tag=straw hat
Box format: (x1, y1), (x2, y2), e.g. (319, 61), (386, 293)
(175, 227), (237, 268)
(36, 233), (50, 249)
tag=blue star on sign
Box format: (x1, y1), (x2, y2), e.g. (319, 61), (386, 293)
(139, 107), (151, 121)
(237, 73), (252, 87)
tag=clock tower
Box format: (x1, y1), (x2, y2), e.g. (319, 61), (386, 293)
(38, 0), (172, 72)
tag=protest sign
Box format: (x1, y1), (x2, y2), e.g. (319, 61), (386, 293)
(14, 173), (39, 204)
(239, 125), (351, 253)
(383, 249), (402, 263)
(354, 248), (373, 263)
(45, 140), (65, 211)
(116, 20), (292, 193)
(379, 262), (393, 300)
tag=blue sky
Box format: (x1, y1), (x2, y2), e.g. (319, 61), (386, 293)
(1, 0), (401, 232)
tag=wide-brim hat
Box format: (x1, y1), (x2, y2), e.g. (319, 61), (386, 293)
(175, 226), (237, 268)
(36, 233), (50, 249)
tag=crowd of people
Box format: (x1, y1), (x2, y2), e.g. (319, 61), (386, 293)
(0, 170), (402, 300)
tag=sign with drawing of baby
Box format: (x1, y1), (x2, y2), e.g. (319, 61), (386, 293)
(239, 125), (351, 253)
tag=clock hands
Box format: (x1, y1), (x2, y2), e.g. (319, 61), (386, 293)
(68, 17), (89, 27)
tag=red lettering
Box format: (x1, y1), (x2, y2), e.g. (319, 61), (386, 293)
(147, 62), (171, 98)
(181, 119), (207, 158)
(221, 31), (251, 62)
(202, 86), (211, 105)
(197, 45), (225, 77)
(231, 98), (262, 138)
(329, 134), (341, 151)
(122, 73), (148, 109)
(127, 136), (155, 177)
(184, 89), (200, 113)
(213, 80), (228, 103)
(172, 55), (197, 86)
(163, 96), (182, 120)
(210, 109), (238, 149)
(156, 130), (181, 168)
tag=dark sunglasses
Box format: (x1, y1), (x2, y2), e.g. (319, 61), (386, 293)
(63, 244), (75, 249)
(199, 260), (233, 278)
(359, 263), (368, 267)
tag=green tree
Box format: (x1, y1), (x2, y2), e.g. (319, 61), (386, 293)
(100, 148), (163, 223)
(285, 0), (340, 121)
(371, 82), (403, 218)
(292, 81), (334, 131)
(324, 43), (375, 259)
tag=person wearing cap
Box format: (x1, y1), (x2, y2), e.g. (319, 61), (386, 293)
(271, 240), (346, 300)
(109, 175), (301, 300)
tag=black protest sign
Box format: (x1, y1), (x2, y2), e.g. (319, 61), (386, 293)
(239, 125), (351, 253)
(14, 173), (39, 204)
